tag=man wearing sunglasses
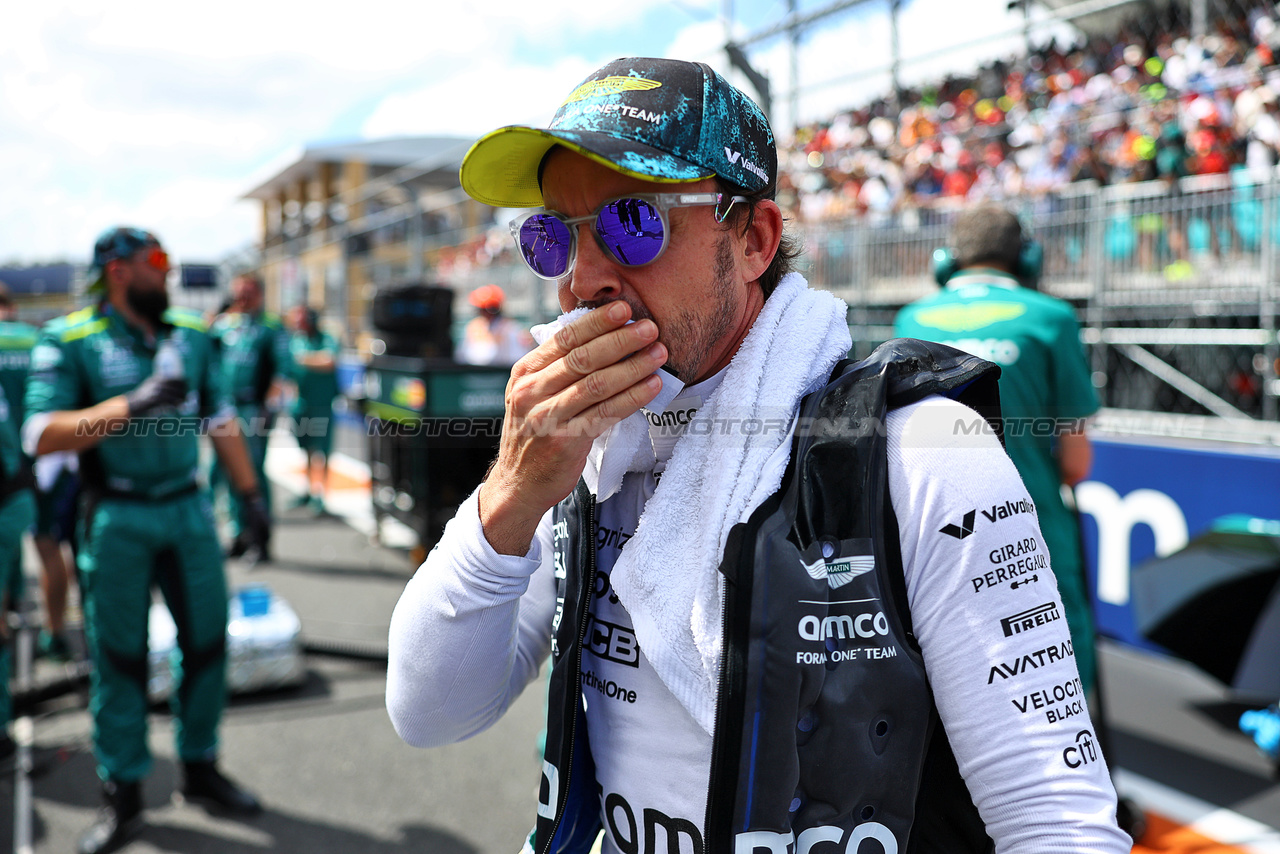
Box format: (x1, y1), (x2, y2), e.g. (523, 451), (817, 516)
(388, 58), (1129, 854)
(23, 227), (266, 854)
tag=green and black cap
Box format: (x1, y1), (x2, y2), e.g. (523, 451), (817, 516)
(87, 226), (160, 293)
(460, 57), (776, 208)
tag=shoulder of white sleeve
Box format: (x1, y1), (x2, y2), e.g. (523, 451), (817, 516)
(885, 394), (1027, 552)
(887, 394), (1005, 457)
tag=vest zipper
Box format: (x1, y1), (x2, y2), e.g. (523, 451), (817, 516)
(704, 582), (730, 853)
(704, 533), (748, 854)
(540, 491), (598, 854)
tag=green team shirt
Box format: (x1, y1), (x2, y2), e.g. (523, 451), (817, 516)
(0, 320), (38, 430)
(894, 271), (1099, 573)
(0, 382), (25, 482)
(288, 330), (340, 416)
(24, 303), (234, 499)
(209, 310), (289, 408)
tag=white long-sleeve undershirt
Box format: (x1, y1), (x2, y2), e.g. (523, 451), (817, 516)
(386, 396), (1130, 853)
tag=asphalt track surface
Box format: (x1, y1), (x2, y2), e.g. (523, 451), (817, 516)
(4, 427), (1280, 853)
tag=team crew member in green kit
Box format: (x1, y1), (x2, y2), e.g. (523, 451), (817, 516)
(0, 282), (38, 431)
(23, 227), (268, 854)
(0, 356), (36, 761)
(895, 204), (1102, 693)
(0, 282), (37, 623)
(0, 281), (81, 662)
(209, 273), (289, 562)
(286, 306), (340, 513)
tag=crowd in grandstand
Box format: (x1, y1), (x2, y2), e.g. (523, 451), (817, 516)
(781, 3), (1280, 224)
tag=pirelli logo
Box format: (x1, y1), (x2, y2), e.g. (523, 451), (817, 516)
(1000, 602), (1061, 637)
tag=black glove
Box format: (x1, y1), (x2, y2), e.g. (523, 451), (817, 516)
(125, 374), (189, 416)
(240, 490), (271, 552)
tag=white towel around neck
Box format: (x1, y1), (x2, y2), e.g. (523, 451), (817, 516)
(533, 273), (852, 733)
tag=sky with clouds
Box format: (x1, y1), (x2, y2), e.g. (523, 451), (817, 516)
(0, 0), (1031, 268)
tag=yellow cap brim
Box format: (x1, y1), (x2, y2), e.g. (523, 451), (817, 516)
(459, 125), (711, 208)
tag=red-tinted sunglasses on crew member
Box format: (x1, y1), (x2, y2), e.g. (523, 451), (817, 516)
(142, 246), (170, 270)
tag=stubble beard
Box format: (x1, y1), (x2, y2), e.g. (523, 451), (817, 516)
(576, 234), (740, 382)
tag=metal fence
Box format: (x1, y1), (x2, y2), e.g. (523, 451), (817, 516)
(799, 171), (1280, 425)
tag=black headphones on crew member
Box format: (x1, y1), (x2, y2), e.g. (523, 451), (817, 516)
(931, 236), (1044, 290)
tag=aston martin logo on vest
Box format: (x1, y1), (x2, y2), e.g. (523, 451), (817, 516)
(800, 554), (875, 589)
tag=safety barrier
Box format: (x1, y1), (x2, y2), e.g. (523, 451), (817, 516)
(797, 171), (1280, 424)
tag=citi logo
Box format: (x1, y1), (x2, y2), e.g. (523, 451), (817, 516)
(723, 147), (769, 181)
(1063, 729), (1098, 769)
(940, 509), (976, 539)
(800, 555), (874, 589)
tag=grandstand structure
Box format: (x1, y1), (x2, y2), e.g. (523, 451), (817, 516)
(805, 175), (1278, 431)
(239, 136), (492, 349)
(770, 0), (1280, 434)
(233, 0), (1280, 436)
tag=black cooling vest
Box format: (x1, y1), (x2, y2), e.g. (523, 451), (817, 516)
(536, 339), (1003, 854)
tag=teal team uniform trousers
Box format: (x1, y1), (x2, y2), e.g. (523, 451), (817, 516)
(79, 491), (227, 782)
(292, 404), (333, 457)
(228, 404), (273, 539)
(0, 490), (36, 731)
